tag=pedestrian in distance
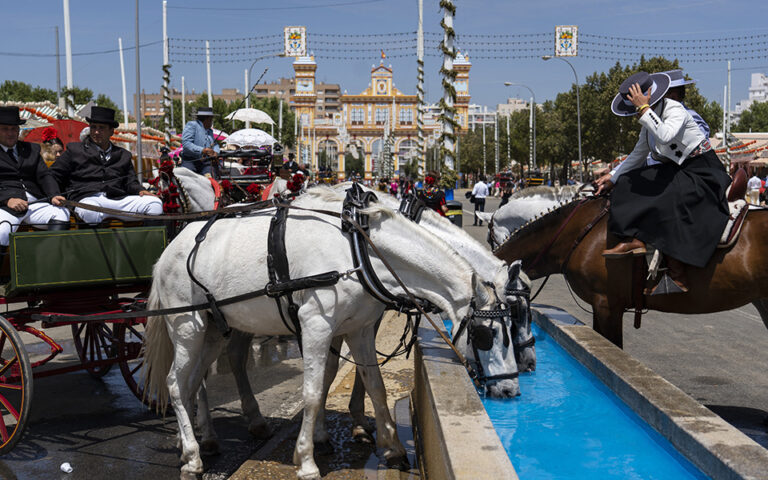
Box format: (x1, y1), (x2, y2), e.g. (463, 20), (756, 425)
(472, 175), (489, 226)
(747, 172), (762, 205)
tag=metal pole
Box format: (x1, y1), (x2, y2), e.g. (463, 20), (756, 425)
(62, 0), (74, 116)
(244, 69), (250, 129)
(118, 38), (129, 125)
(542, 56), (580, 180)
(162, 0), (170, 145)
(416, 0), (425, 174)
(135, 0), (143, 181)
(278, 99), (283, 143)
(494, 111), (499, 174)
(727, 60), (732, 137)
(529, 96), (534, 171)
(181, 76), (186, 126)
(506, 115), (510, 170)
(206, 40), (212, 108)
(55, 26), (62, 109)
(723, 84), (730, 167)
(440, 0), (456, 170)
(482, 115), (487, 176)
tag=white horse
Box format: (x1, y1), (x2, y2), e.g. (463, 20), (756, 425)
(143, 187), (518, 479)
(477, 185), (584, 250)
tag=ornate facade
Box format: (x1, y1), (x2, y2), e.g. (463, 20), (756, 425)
(290, 53), (472, 179)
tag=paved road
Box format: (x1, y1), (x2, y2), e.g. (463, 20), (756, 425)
(457, 190), (768, 449)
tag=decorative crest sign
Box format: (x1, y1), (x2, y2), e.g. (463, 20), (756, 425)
(555, 25), (578, 57)
(284, 26), (307, 57)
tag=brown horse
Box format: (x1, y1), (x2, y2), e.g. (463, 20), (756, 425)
(493, 195), (768, 348)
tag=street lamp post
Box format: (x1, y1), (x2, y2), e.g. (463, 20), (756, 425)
(542, 55), (582, 181)
(503, 82), (536, 172)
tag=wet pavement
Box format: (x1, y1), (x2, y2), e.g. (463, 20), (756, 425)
(0, 328), (306, 480)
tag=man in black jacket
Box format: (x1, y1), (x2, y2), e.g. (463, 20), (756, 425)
(50, 107), (162, 224)
(0, 106), (69, 247)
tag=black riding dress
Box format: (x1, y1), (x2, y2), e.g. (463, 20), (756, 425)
(608, 110), (730, 268)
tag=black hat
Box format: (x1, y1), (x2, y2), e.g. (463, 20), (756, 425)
(86, 106), (119, 128)
(0, 106), (26, 126)
(195, 107), (216, 117)
(281, 159), (299, 173)
(611, 71), (671, 117)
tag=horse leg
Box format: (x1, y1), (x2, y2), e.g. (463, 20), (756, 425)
(293, 321), (333, 480)
(750, 299), (768, 331)
(195, 326), (229, 456)
(344, 326), (407, 464)
(592, 294), (624, 348)
(226, 330), (272, 439)
(166, 312), (208, 478)
(349, 315), (383, 444)
(313, 335), (344, 456)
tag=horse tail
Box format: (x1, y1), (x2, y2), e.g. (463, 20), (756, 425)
(143, 283), (173, 414)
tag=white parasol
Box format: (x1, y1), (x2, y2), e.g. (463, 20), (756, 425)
(224, 108), (275, 125)
(225, 128), (278, 148)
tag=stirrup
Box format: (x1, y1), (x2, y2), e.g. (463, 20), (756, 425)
(647, 273), (687, 295)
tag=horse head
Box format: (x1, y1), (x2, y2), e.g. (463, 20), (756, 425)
(499, 260), (536, 372)
(453, 273), (521, 398)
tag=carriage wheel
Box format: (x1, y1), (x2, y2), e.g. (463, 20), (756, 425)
(71, 322), (117, 378)
(0, 315), (33, 455)
(114, 321), (168, 412)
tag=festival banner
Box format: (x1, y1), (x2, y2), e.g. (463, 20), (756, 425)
(555, 25), (578, 57)
(284, 26), (307, 57)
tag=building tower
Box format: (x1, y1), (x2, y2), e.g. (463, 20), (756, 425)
(453, 52), (472, 130)
(291, 56), (317, 167)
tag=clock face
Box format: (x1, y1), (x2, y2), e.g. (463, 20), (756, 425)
(376, 80), (388, 94)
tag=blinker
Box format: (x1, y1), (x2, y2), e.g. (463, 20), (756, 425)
(470, 324), (495, 351)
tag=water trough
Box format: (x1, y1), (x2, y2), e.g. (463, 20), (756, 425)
(411, 305), (768, 479)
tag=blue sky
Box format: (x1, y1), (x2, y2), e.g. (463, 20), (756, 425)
(4, 0), (768, 116)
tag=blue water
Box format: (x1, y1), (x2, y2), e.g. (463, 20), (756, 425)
(444, 320), (709, 480)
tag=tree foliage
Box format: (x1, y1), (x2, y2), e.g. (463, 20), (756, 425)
(734, 101), (768, 132)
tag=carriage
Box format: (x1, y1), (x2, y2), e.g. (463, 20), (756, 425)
(0, 221), (167, 454)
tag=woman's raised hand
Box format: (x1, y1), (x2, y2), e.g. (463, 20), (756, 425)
(627, 83), (652, 109)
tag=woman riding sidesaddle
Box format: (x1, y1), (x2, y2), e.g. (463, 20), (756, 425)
(595, 71), (730, 295)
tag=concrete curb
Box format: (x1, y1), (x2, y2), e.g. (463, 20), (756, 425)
(533, 305), (768, 480)
(412, 320), (518, 480)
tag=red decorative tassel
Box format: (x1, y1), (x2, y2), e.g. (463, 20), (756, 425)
(41, 127), (59, 142)
(246, 183), (262, 195)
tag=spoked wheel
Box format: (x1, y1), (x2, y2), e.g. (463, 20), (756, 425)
(114, 320), (169, 412)
(71, 322), (117, 378)
(0, 315), (33, 455)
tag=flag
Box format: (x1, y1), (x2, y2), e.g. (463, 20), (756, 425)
(381, 50), (386, 59)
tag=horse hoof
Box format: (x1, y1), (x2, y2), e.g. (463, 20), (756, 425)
(352, 425), (375, 444)
(314, 439), (335, 456)
(248, 422), (273, 440)
(385, 454), (411, 471)
(199, 439), (220, 456)
(297, 471), (321, 480)
(180, 470), (202, 480)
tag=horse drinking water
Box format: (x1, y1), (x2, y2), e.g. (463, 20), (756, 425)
(143, 187), (519, 479)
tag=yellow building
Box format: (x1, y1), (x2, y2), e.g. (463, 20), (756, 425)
(290, 53), (472, 180)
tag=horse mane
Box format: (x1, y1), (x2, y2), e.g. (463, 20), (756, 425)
(305, 185), (471, 277)
(497, 197), (584, 251)
(511, 186), (558, 200)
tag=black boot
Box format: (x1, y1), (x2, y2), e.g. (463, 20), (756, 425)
(47, 219), (70, 231)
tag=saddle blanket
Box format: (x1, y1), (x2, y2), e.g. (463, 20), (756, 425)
(719, 199), (748, 248)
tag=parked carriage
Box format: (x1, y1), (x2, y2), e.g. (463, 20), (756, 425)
(0, 221), (167, 454)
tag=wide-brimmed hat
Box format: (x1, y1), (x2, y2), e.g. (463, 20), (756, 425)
(611, 71), (671, 117)
(195, 107), (216, 117)
(86, 106), (119, 128)
(0, 106), (26, 126)
(660, 69), (696, 88)
(281, 159), (299, 173)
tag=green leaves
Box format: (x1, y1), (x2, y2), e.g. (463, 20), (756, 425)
(734, 101), (768, 133)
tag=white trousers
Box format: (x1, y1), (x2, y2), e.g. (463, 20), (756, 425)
(0, 193), (70, 246)
(76, 193), (163, 225)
